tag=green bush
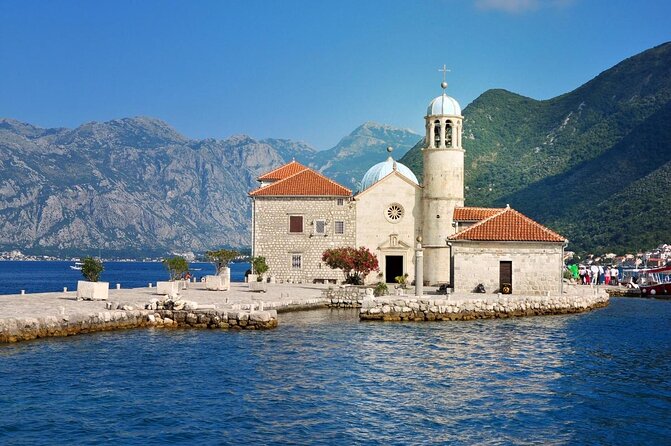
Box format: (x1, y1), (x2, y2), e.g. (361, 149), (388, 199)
(373, 282), (388, 297)
(163, 256), (189, 281)
(206, 248), (240, 274)
(81, 256), (103, 282)
(251, 256), (269, 281)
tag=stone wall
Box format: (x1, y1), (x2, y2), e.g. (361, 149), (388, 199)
(324, 286), (368, 308)
(359, 291), (608, 322)
(0, 308), (278, 343)
(253, 197), (355, 283)
(451, 241), (563, 295)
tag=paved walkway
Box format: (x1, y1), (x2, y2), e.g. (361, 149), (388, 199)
(0, 282), (332, 321)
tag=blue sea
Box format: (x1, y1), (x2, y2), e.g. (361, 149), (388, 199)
(0, 260), (250, 295)
(1, 292), (670, 444)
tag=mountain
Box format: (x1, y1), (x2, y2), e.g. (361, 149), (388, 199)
(308, 122), (420, 189)
(0, 117), (414, 257)
(401, 42), (671, 253)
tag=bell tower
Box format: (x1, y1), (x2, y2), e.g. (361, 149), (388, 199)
(421, 68), (464, 286)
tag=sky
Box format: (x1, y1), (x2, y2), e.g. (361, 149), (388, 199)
(0, 0), (670, 149)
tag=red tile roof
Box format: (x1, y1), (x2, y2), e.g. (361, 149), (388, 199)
(257, 160), (308, 181)
(453, 207), (504, 221)
(250, 168), (352, 197)
(449, 207), (566, 242)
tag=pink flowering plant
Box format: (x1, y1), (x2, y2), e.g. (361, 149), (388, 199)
(322, 247), (379, 285)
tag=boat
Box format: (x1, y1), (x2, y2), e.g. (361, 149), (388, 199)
(70, 261), (83, 271)
(622, 265), (671, 297)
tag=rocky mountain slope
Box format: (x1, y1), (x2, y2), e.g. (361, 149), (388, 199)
(0, 118), (416, 257)
(401, 42), (671, 253)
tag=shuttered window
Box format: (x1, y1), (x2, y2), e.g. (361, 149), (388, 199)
(289, 216), (303, 233)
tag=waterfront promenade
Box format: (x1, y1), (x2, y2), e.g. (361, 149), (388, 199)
(0, 281), (609, 343)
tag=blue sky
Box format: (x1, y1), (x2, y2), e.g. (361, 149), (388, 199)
(1, 0), (669, 149)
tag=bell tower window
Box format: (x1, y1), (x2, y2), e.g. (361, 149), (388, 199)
(446, 120), (453, 147)
(433, 120), (441, 148)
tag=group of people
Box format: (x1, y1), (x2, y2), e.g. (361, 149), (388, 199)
(568, 264), (619, 285)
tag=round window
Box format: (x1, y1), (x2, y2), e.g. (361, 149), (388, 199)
(386, 203), (404, 222)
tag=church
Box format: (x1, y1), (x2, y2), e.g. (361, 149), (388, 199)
(249, 82), (568, 295)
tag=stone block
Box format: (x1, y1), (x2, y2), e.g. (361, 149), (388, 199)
(249, 282), (267, 293)
(156, 281), (180, 298)
(76, 281), (109, 301)
(206, 275), (229, 291)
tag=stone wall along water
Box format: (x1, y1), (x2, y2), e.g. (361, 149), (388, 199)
(359, 292), (609, 322)
(0, 308), (278, 343)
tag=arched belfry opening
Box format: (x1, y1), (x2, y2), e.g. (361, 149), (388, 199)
(433, 120), (441, 148)
(446, 120), (453, 148)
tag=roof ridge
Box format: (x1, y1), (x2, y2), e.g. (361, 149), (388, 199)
(249, 165), (352, 197)
(305, 167), (352, 195)
(450, 207), (508, 238)
(257, 160), (307, 180)
(250, 167), (310, 195)
(506, 208), (566, 241)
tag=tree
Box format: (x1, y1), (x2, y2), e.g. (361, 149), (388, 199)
(163, 256), (189, 281)
(251, 256), (269, 278)
(322, 247), (379, 285)
(81, 256), (103, 282)
(206, 249), (240, 274)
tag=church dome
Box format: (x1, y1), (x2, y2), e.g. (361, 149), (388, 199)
(360, 156), (419, 192)
(427, 94), (461, 116)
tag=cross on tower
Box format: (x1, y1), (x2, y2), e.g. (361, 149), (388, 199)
(438, 64), (451, 91)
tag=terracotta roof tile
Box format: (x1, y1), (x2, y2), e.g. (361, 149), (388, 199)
(250, 168), (352, 197)
(449, 207), (566, 242)
(453, 207), (504, 221)
(257, 160), (308, 181)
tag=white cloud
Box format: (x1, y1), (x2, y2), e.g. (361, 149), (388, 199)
(475, 0), (574, 14)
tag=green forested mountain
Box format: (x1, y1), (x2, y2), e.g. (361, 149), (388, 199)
(401, 42), (671, 253)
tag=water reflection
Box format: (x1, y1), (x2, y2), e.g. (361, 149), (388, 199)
(0, 299), (670, 445)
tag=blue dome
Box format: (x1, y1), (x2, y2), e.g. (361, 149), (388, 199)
(427, 94), (461, 116)
(360, 157), (419, 192)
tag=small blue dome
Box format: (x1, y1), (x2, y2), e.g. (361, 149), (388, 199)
(427, 94), (461, 116)
(360, 157), (419, 192)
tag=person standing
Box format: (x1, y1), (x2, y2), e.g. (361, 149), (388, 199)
(590, 264), (599, 285)
(610, 266), (619, 285)
(605, 266), (611, 285)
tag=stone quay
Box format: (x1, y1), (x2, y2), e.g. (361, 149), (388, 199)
(324, 284), (609, 321)
(0, 282), (330, 343)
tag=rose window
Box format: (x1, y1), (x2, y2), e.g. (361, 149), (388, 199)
(386, 203), (404, 222)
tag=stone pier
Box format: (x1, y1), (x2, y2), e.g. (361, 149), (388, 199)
(0, 282), (330, 343)
(359, 286), (609, 322)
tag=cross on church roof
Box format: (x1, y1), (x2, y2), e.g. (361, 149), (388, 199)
(438, 64), (450, 91)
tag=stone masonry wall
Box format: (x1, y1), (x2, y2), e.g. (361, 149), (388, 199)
(360, 291), (608, 322)
(452, 242), (563, 295)
(253, 197), (355, 283)
(0, 308), (278, 343)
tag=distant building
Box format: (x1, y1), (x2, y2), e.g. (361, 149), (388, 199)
(250, 81), (567, 295)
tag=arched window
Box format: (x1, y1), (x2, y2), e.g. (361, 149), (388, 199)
(446, 120), (453, 147)
(434, 120), (441, 148)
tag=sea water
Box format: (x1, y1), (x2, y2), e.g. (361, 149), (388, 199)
(0, 298), (670, 445)
(0, 261), (250, 295)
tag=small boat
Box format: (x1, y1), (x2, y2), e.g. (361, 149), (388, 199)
(640, 265), (671, 297)
(623, 265), (671, 297)
(70, 261), (83, 271)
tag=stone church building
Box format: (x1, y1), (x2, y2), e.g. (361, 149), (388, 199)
(249, 83), (567, 295)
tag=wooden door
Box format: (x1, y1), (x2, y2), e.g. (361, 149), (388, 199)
(500, 261), (512, 294)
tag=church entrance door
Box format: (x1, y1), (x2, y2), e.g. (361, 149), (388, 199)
(385, 255), (404, 283)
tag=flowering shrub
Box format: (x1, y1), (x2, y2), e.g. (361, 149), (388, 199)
(322, 247), (379, 284)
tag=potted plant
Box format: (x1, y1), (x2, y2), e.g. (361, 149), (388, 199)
(205, 248), (239, 291)
(158, 256), (189, 297)
(249, 256), (269, 292)
(76, 256), (109, 301)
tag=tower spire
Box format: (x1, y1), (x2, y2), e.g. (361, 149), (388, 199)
(438, 64), (450, 92)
